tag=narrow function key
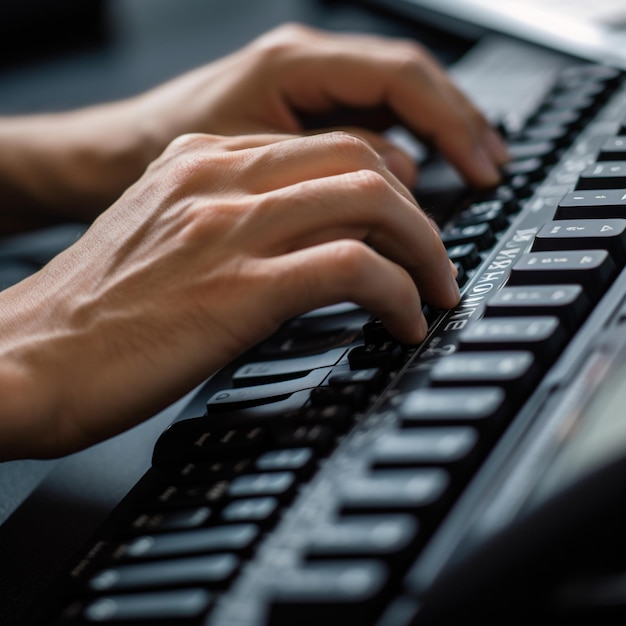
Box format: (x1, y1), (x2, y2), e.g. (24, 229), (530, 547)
(457, 316), (568, 363)
(556, 189), (626, 220)
(221, 497), (279, 524)
(255, 448), (315, 475)
(428, 351), (537, 398)
(304, 515), (418, 561)
(348, 342), (403, 371)
(267, 561), (389, 626)
(82, 589), (212, 624)
(532, 219), (626, 264)
(441, 223), (495, 251)
(597, 137), (626, 162)
(446, 243), (481, 270)
(576, 161), (626, 190)
(507, 249), (617, 301)
(227, 472), (296, 500)
(127, 507), (212, 534)
(397, 387), (509, 433)
(484, 285), (591, 333)
(89, 554), (239, 592)
(115, 525), (258, 561)
(338, 469), (449, 515)
(455, 200), (508, 231)
(368, 428), (479, 471)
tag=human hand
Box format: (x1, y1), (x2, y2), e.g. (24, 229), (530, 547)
(135, 23), (508, 190)
(0, 131), (459, 459)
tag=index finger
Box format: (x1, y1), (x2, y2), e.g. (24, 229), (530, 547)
(263, 25), (509, 186)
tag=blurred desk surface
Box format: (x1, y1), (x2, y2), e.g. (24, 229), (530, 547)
(0, 1), (471, 624)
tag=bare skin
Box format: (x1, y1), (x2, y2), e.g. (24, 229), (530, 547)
(0, 25), (508, 460)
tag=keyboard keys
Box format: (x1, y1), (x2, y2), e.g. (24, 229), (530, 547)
(446, 243), (481, 270)
(484, 285), (591, 333)
(576, 161), (626, 190)
(304, 515), (418, 560)
(115, 525), (258, 561)
(457, 316), (568, 363)
(532, 219), (626, 264)
(89, 554), (238, 592)
(556, 189), (626, 219)
(232, 348), (346, 386)
(227, 472), (296, 499)
(221, 497), (279, 523)
(428, 351), (537, 397)
(206, 368), (330, 412)
(397, 387), (509, 432)
(508, 249), (617, 301)
(597, 136), (626, 162)
(441, 223), (495, 251)
(338, 469), (449, 515)
(82, 589), (212, 624)
(267, 561), (389, 626)
(127, 508), (211, 533)
(368, 428), (479, 470)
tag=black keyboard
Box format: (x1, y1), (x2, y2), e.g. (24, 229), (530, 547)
(19, 41), (626, 626)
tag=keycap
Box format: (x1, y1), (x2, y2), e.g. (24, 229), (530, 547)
(127, 507), (211, 533)
(598, 137), (626, 162)
(457, 316), (568, 362)
(232, 348), (346, 386)
(89, 554), (239, 592)
(338, 469), (449, 514)
(532, 219), (626, 263)
(484, 285), (591, 333)
(348, 342), (403, 371)
(456, 200), (508, 231)
(556, 189), (626, 219)
(82, 589), (211, 623)
(507, 249), (617, 301)
(305, 515), (418, 560)
(446, 243), (481, 270)
(271, 423), (336, 453)
(362, 319), (394, 345)
(506, 141), (557, 163)
(206, 369), (330, 412)
(255, 448), (315, 474)
(368, 428), (478, 469)
(115, 525), (258, 560)
(428, 351), (537, 397)
(267, 561), (389, 626)
(227, 472), (295, 499)
(441, 223), (495, 251)
(503, 157), (545, 183)
(576, 161), (626, 190)
(397, 387), (508, 432)
(221, 497), (279, 523)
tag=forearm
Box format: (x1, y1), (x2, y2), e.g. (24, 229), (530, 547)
(0, 100), (159, 230)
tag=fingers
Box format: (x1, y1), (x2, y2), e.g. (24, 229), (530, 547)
(161, 131), (459, 340)
(263, 241), (429, 344)
(255, 24), (509, 187)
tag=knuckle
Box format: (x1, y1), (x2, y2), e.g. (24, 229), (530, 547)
(324, 131), (380, 166)
(252, 23), (315, 62)
(330, 240), (372, 285)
